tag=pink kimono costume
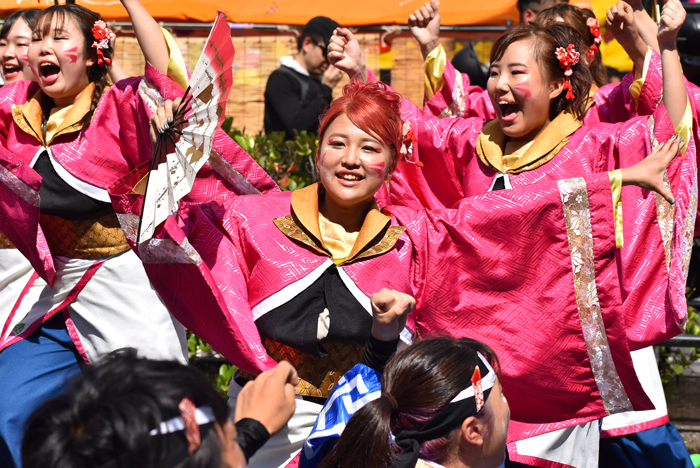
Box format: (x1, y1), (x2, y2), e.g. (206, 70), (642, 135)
(111, 146), (662, 466)
(0, 65), (274, 466)
(386, 60), (696, 466)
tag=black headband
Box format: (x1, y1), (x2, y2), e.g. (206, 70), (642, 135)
(388, 352), (497, 468)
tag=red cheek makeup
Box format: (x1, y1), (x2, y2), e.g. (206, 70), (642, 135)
(368, 161), (385, 178)
(514, 83), (532, 98)
(64, 46), (78, 64)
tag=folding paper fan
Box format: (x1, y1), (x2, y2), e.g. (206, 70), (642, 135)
(137, 10), (234, 245)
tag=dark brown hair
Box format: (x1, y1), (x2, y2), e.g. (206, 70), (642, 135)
(536, 4), (608, 88)
(0, 9), (41, 40)
(490, 22), (592, 121)
(318, 337), (500, 468)
(33, 4), (112, 126)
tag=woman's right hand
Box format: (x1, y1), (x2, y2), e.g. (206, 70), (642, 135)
(409, 0), (441, 59)
(370, 289), (415, 342)
(149, 97), (183, 157)
(327, 27), (368, 82)
(657, 0), (686, 49)
(620, 135), (683, 204)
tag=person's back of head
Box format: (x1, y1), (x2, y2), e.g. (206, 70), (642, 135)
(318, 337), (510, 468)
(677, 9), (700, 86)
(22, 349), (232, 468)
(517, 0), (569, 24)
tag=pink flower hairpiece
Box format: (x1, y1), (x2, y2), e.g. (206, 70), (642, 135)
(555, 44), (580, 100)
(91, 20), (115, 67)
(400, 121), (423, 167)
(586, 17), (602, 61)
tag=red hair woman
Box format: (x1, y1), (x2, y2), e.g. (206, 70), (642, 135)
(117, 70), (684, 465)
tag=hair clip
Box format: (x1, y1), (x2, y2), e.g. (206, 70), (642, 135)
(471, 365), (484, 412)
(179, 398), (202, 454)
(555, 44), (580, 100)
(91, 20), (115, 67)
(400, 121), (423, 167)
(586, 18), (602, 61)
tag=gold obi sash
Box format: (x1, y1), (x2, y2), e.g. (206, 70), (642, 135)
(39, 212), (130, 259)
(241, 338), (364, 399)
(0, 231), (14, 249)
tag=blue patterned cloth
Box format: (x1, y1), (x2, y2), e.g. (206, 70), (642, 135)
(299, 364), (383, 468)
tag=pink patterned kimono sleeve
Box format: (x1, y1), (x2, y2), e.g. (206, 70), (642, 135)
(390, 101), (484, 211)
(596, 104), (697, 349)
(109, 165), (277, 375)
(635, 51), (663, 118)
(392, 172), (654, 440)
(424, 59), (496, 120)
(0, 145), (55, 286)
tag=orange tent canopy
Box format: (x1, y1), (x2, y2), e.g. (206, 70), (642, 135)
(0, 0), (518, 26)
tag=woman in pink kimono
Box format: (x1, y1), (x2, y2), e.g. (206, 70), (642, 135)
(411, 1), (662, 128)
(0, 4), (274, 467)
(117, 68), (685, 465)
(326, 1), (695, 466)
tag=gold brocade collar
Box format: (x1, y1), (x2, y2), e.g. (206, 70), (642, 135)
(11, 82), (97, 146)
(476, 110), (581, 174)
(273, 183), (406, 264)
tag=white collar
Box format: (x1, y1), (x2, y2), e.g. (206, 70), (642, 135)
(280, 55), (310, 77)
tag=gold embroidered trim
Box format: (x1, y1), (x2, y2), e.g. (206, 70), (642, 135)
(438, 69), (467, 119)
(273, 215), (328, 256)
(39, 213), (129, 259)
(0, 164), (40, 207)
(681, 162), (698, 286)
(206, 149), (261, 195)
(139, 237), (202, 264)
(241, 338), (364, 398)
(558, 177), (633, 414)
(655, 171), (675, 273)
(115, 213), (140, 243)
(350, 226), (407, 263)
(647, 116), (675, 272)
(0, 231), (15, 248)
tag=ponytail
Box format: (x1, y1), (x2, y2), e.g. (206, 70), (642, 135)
(319, 338), (500, 468)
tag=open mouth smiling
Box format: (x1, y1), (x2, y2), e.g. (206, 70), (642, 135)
(39, 61), (60, 81)
(497, 99), (521, 122)
(2, 63), (21, 78)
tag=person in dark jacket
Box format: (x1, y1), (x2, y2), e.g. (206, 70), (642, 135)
(264, 16), (343, 138)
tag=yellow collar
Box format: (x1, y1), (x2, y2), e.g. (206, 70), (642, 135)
(476, 110), (581, 174)
(11, 82), (98, 146)
(275, 183), (405, 264)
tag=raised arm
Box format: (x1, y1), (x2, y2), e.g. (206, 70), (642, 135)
(658, 0), (688, 129)
(607, 1), (649, 80)
(120, 0), (169, 74)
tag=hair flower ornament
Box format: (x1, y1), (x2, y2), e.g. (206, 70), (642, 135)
(586, 18), (602, 61)
(555, 44), (580, 100)
(400, 121), (423, 167)
(92, 20), (115, 67)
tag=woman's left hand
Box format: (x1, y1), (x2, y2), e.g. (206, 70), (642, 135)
(620, 135), (683, 204)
